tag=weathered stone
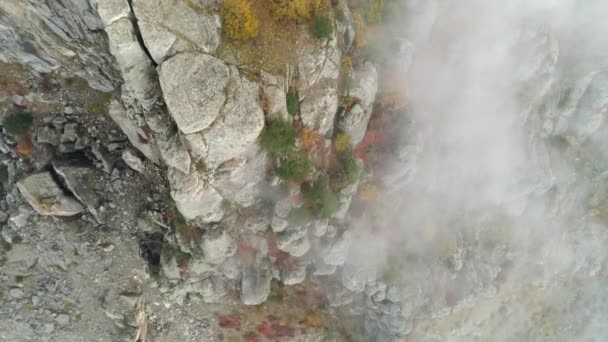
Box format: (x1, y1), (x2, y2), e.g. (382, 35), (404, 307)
(276, 226), (311, 257)
(271, 215), (289, 233)
(158, 134), (191, 174)
(132, 0), (221, 63)
(36, 127), (60, 146)
(337, 63), (378, 145)
(122, 149), (146, 173)
(241, 260), (272, 305)
(104, 18), (159, 110)
(53, 164), (105, 223)
(261, 72), (290, 121)
(200, 227), (236, 265)
(280, 262), (307, 285)
(202, 67), (265, 168)
(17, 173), (84, 216)
(313, 219), (329, 237)
(168, 168), (224, 222)
(198, 277), (227, 303)
(108, 100), (159, 163)
(209, 151), (265, 206)
(299, 37), (341, 135)
(159, 53), (230, 134)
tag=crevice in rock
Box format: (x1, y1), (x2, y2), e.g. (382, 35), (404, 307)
(127, 0), (157, 68)
(138, 232), (165, 280)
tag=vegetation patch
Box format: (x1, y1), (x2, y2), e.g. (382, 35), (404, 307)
(2, 112), (33, 135)
(301, 178), (339, 218)
(259, 120), (297, 156)
(269, 0), (329, 22)
(287, 207), (314, 226)
(313, 15), (333, 39)
(286, 91), (300, 116)
(221, 0), (260, 41)
(276, 148), (313, 181)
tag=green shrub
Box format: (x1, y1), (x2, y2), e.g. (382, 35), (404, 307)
(286, 91), (299, 116)
(340, 151), (360, 185)
(302, 178), (339, 218)
(3, 112), (33, 135)
(259, 120), (296, 155)
(313, 15), (333, 39)
(276, 149), (312, 180)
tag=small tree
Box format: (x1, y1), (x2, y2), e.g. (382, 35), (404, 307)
(286, 91), (299, 116)
(276, 149), (312, 181)
(221, 0), (259, 41)
(313, 15), (333, 39)
(259, 120), (297, 156)
(302, 178), (339, 218)
(3, 112), (33, 136)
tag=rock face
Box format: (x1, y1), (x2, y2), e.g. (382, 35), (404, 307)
(159, 53), (230, 134)
(299, 36), (342, 135)
(132, 0), (221, 64)
(0, 0), (118, 91)
(98, 5), (159, 110)
(168, 168), (224, 222)
(17, 173), (84, 216)
(241, 261), (272, 306)
(337, 63), (379, 145)
(53, 164), (105, 223)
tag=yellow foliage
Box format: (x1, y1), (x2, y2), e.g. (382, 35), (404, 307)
(221, 0), (259, 41)
(270, 0), (329, 22)
(334, 133), (351, 153)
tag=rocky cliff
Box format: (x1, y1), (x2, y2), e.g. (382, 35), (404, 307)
(2, 0), (608, 341)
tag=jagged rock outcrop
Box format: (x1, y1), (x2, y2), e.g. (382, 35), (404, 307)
(337, 63), (379, 145)
(299, 33), (342, 135)
(159, 53), (230, 134)
(0, 0), (118, 91)
(132, 0), (221, 64)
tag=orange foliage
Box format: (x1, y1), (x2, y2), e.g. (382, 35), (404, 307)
(359, 184), (379, 201)
(302, 309), (324, 329)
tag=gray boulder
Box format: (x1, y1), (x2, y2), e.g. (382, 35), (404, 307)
(241, 260), (272, 305)
(132, 0), (221, 64)
(276, 225), (311, 257)
(209, 151), (266, 207)
(159, 53), (230, 134)
(200, 227), (237, 265)
(52, 164), (106, 223)
(201, 67), (265, 168)
(17, 173), (84, 216)
(158, 134), (191, 174)
(103, 17), (159, 110)
(168, 168), (224, 222)
(337, 63), (379, 145)
(108, 100), (160, 163)
(299, 35), (341, 135)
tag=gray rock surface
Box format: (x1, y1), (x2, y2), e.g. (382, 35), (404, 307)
(299, 36), (341, 135)
(53, 164), (106, 223)
(241, 260), (272, 306)
(159, 53), (230, 134)
(132, 0), (221, 64)
(168, 168), (224, 222)
(276, 225), (311, 257)
(201, 67), (265, 168)
(199, 227), (236, 265)
(337, 63), (379, 145)
(17, 173), (84, 216)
